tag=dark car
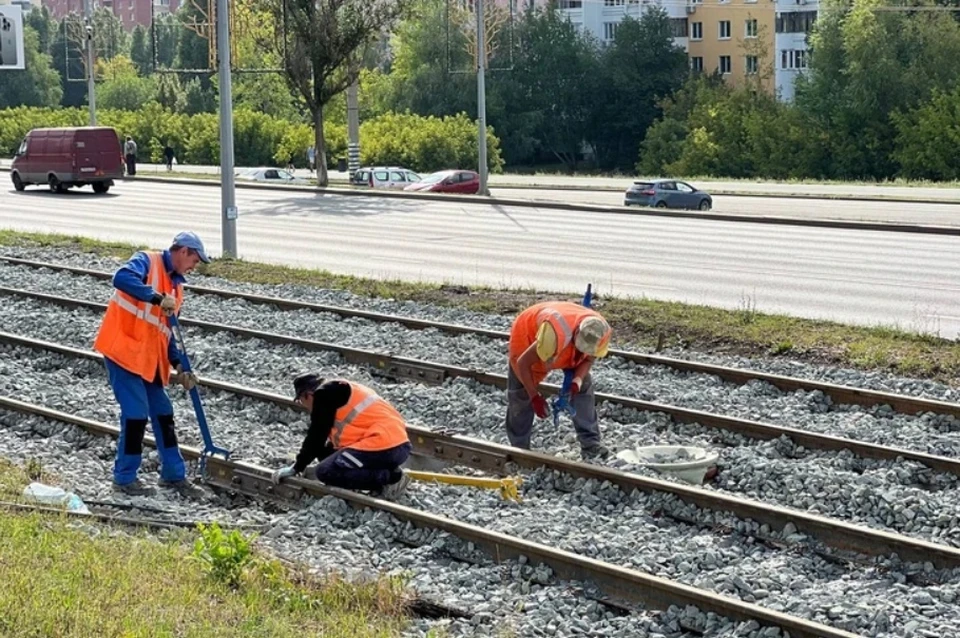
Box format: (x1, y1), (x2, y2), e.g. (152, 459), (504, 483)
(404, 169), (480, 194)
(11, 126), (124, 194)
(624, 179), (712, 211)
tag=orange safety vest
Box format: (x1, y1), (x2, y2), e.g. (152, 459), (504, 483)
(508, 301), (611, 387)
(329, 381), (409, 452)
(93, 251), (183, 385)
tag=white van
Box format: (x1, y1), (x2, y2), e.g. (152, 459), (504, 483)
(351, 166), (421, 189)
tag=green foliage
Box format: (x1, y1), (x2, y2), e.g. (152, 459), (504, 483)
(192, 522), (255, 589)
(360, 111), (504, 173)
(129, 25), (152, 76)
(892, 87), (960, 181)
(0, 105), (498, 174)
(96, 56), (157, 112)
(0, 26), (63, 109)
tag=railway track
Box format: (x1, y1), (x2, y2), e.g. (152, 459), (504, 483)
(0, 394), (859, 638)
(3, 254), (957, 421)
(5, 329), (960, 576)
(3, 284), (960, 481)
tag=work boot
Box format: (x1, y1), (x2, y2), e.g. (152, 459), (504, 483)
(113, 479), (156, 497)
(379, 471), (412, 501)
(158, 478), (209, 500)
(580, 444), (611, 461)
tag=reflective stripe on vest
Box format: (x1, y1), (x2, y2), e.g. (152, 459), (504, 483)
(331, 394), (379, 448)
(107, 291), (172, 340)
(536, 307), (573, 355)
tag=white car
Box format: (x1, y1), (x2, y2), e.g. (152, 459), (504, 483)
(350, 166), (421, 189)
(235, 167), (310, 186)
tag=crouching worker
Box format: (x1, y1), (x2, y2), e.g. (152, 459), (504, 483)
(271, 374), (413, 500)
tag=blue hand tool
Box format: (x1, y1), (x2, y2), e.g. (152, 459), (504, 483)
(552, 284), (593, 426)
(166, 312), (231, 473)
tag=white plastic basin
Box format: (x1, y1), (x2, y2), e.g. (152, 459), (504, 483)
(616, 445), (718, 485)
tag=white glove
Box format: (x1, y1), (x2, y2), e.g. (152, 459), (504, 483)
(271, 465), (297, 484)
(159, 293), (176, 315)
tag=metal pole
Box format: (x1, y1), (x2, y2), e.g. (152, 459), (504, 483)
(346, 80), (360, 179)
(217, 0), (238, 258)
(84, 0), (96, 125)
(476, 0), (489, 196)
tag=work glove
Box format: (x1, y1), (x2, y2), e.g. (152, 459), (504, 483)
(271, 465), (297, 484)
(170, 365), (197, 391)
(531, 394), (549, 419)
(570, 377), (583, 397)
(158, 293), (176, 315)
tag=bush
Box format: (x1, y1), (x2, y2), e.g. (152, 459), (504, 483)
(360, 111), (504, 174)
(0, 106), (503, 175)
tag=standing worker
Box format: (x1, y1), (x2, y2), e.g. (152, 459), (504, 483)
(93, 232), (211, 496)
(163, 141), (175, 172)
(507, 301), (613, 459)
(124, 136), (138, 176)
(271, 374), (412, 500)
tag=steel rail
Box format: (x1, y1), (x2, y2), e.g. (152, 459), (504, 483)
(2, 255), (957, 421)
(4, 285), (960, 478)
(5, 329), (960, 571)
(0, 395), (859, 638)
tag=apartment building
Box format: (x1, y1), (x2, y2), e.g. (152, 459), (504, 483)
(555, 0), (817, 101)
(42, 0), (180, 30)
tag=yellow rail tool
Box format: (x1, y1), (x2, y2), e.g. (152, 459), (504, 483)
(406, 471), (523, 503)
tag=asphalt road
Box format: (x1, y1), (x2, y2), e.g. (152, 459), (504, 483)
(2, 180), (959, 338)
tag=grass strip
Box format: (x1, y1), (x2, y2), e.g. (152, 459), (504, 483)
(0, 458), (409, 637)
(1, 229), (958, 384)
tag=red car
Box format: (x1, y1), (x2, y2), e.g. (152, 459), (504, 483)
(404, 170), (480, 195)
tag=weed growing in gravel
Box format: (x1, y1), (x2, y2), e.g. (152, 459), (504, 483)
(193, 522), (255, 589)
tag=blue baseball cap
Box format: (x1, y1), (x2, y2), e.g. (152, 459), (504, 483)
(172, 231), (210, 263)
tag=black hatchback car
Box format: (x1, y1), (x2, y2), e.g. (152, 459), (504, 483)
(624, 179), (713, 210)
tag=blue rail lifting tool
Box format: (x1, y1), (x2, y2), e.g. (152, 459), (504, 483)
(166, 312), (231, 474)
(552, 283), (593, 426)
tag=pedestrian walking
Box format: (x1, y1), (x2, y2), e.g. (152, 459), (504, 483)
(307, 146), (316, 173)
(93, 231), (211, 496)
(124, 136), (138, 176)
(163, 142), (175, 172)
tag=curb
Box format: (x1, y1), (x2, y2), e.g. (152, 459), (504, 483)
(120, 173), (960, 237)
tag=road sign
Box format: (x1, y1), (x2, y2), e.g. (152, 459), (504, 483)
(0, 5), (25, 71)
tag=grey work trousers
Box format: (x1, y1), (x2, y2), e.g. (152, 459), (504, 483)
(505, 367), (601, 450)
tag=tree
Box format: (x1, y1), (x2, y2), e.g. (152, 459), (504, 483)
(589, 10), (687, 170)
(49, 18), (87, 107)
(258, 0), (413, 184)
(796, 0), (960, 179)
(153, 13), (180, 69)
(0, 26), (64, 108)
(96, 56), (157, 111)
(494, 6), (600, 170)
(892, 87), (960, 180)
(25, 6), (56, 54)
(130, 25), (152, 75)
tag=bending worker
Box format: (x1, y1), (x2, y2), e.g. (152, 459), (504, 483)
(507, 301), (613, 460)
(271, 374), (413, 500)
(93, 232), (209, 497)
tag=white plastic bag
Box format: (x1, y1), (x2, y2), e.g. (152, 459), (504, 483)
(22, 482), (91, 514)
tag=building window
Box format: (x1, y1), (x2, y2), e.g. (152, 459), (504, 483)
(745, 19), (758, 38)
(691, 22), (703, 40)
(719, 21), (731, 39)
(558, 0), (582, 8)
(780, 49), (809, 69)
(691, 57), (703, 72)
(719, 55), (731, 74)
(746, 55), (758, 74)
(603, 22), (619, 41)
(776, 10), (817, 34)
(669, 18), (688, 38)
(604, 0), (625, 5)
